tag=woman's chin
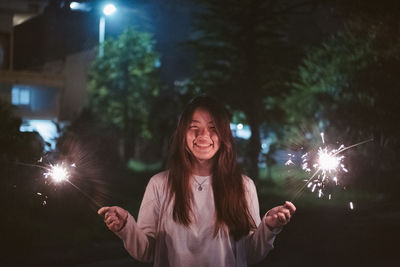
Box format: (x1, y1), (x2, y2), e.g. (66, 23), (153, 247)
(192, 151), (217, 161)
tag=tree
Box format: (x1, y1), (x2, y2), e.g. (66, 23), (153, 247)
(286, 26), (375, 124)
(285, 17), (400, 190)
(186, 0), (314, 179)
(88, 27), (161, 160)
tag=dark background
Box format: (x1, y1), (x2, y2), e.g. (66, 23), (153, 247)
(1, 0), (399, 266)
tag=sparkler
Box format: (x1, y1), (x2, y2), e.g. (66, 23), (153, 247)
(42, 162), (102, 209)
(12, 137), (108, 212)
(15, 159), (102, 208)
(288, 133), (373, 208)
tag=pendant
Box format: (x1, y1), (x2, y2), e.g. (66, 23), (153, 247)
(198, 185), (203, 191)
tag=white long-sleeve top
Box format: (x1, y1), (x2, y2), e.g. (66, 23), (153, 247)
(115, 171), (279, 267)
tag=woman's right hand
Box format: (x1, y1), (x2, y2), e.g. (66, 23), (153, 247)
(265, 201), (296, 229)
(98, 206), (128, 232)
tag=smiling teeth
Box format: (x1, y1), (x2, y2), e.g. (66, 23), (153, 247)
(195, 143), (212, 147)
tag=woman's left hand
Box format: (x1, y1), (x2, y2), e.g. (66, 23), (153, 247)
(265, 201), (296, 230)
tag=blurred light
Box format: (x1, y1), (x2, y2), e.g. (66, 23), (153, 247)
(20, 120), (60, 151)
(12, 87), (30, 105)
(262, 143), (267, 149)
(70, 2), (79, 9)
(13, 14), (36, 26)
(70, 2), (92, 12)
(230, 123), (251, 139)
(154, 59), (161, 68)
(103, 3), (117, 16)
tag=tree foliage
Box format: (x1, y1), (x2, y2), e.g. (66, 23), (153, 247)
(88, 27), (160, 142)
(186, 0), (308, 178)
(287, 26), (375, 125)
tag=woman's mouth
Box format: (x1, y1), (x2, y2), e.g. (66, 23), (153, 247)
(194, 142), (213, 150)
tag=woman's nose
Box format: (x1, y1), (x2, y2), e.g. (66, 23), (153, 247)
(198, 127), (210, 137)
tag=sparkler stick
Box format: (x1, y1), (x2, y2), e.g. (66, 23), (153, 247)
(291, 166), (321, 201)
(332, 138), (373, 156)
(15, 161), (48, 170)
(65, 179), (102, 209)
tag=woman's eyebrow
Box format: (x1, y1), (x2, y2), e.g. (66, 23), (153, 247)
(190, 120), (214, 124)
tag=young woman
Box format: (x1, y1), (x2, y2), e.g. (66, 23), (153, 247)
(98, 96), (296, 267)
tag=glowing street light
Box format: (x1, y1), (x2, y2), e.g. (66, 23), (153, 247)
(103, 4), (117, 16)
(99, 3), (117, 57)
(70, 2), (123, 57)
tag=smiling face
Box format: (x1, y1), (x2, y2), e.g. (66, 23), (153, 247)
(186, 108), (221, 163)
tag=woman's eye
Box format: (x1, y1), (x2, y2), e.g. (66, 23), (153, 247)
(190, 125), (198, 129)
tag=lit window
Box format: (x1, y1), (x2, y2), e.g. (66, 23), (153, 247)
(11, 87), (30, 105)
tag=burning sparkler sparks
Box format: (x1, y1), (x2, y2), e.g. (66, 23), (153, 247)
(41, 161), (102, 208)
(18, 159), (102, 209)
(288, 133), (372, 207)
(44, 163), (72, 183)
(13, 142), (105, 210)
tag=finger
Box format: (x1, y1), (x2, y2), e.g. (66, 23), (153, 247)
(105, 214), (118, 225)
(108, 206), (123, 218)
(273, 214), (281, 225)
(103, 212), (111, 222)
(104, 210), (118, 219)
(280, 208), (291, 221)
(116, 208), (128, 221)
(277, 212), (287, 225)
(267, 214), (279, 228)
(106, 220), (114, 228)
(108, 221), (118, 231)
(98, 207), (110, 216)
(107, 219), (120, 230)
(269, 214), (278, 224)
(268, 206), (283, 217)
(115, 209), (125, 219)
(284, 201), (296, 215)
(105, 216), (114, 225)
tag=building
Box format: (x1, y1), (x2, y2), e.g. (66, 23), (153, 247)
(0, 0), (64, 150)
(0, 0), (194, 150)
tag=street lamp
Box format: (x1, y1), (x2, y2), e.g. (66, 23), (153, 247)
(99, 3), (117, 57)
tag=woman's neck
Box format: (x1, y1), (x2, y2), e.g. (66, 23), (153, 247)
(192, 159), (213, 176)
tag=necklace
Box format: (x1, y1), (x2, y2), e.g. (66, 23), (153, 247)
(194, 177), (209, 191)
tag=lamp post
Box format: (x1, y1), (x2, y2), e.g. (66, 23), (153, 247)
(99, 3), (117, 57)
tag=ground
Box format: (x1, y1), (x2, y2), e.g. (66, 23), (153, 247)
(1, 171), (398, 267)
(17, 198), (400, 266)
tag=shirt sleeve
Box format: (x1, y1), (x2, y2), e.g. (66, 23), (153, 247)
(243, 177), (279, 264)
(115, 175), (162, 263)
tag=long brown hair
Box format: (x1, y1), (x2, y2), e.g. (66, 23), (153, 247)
(167, 96), (256, 241)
